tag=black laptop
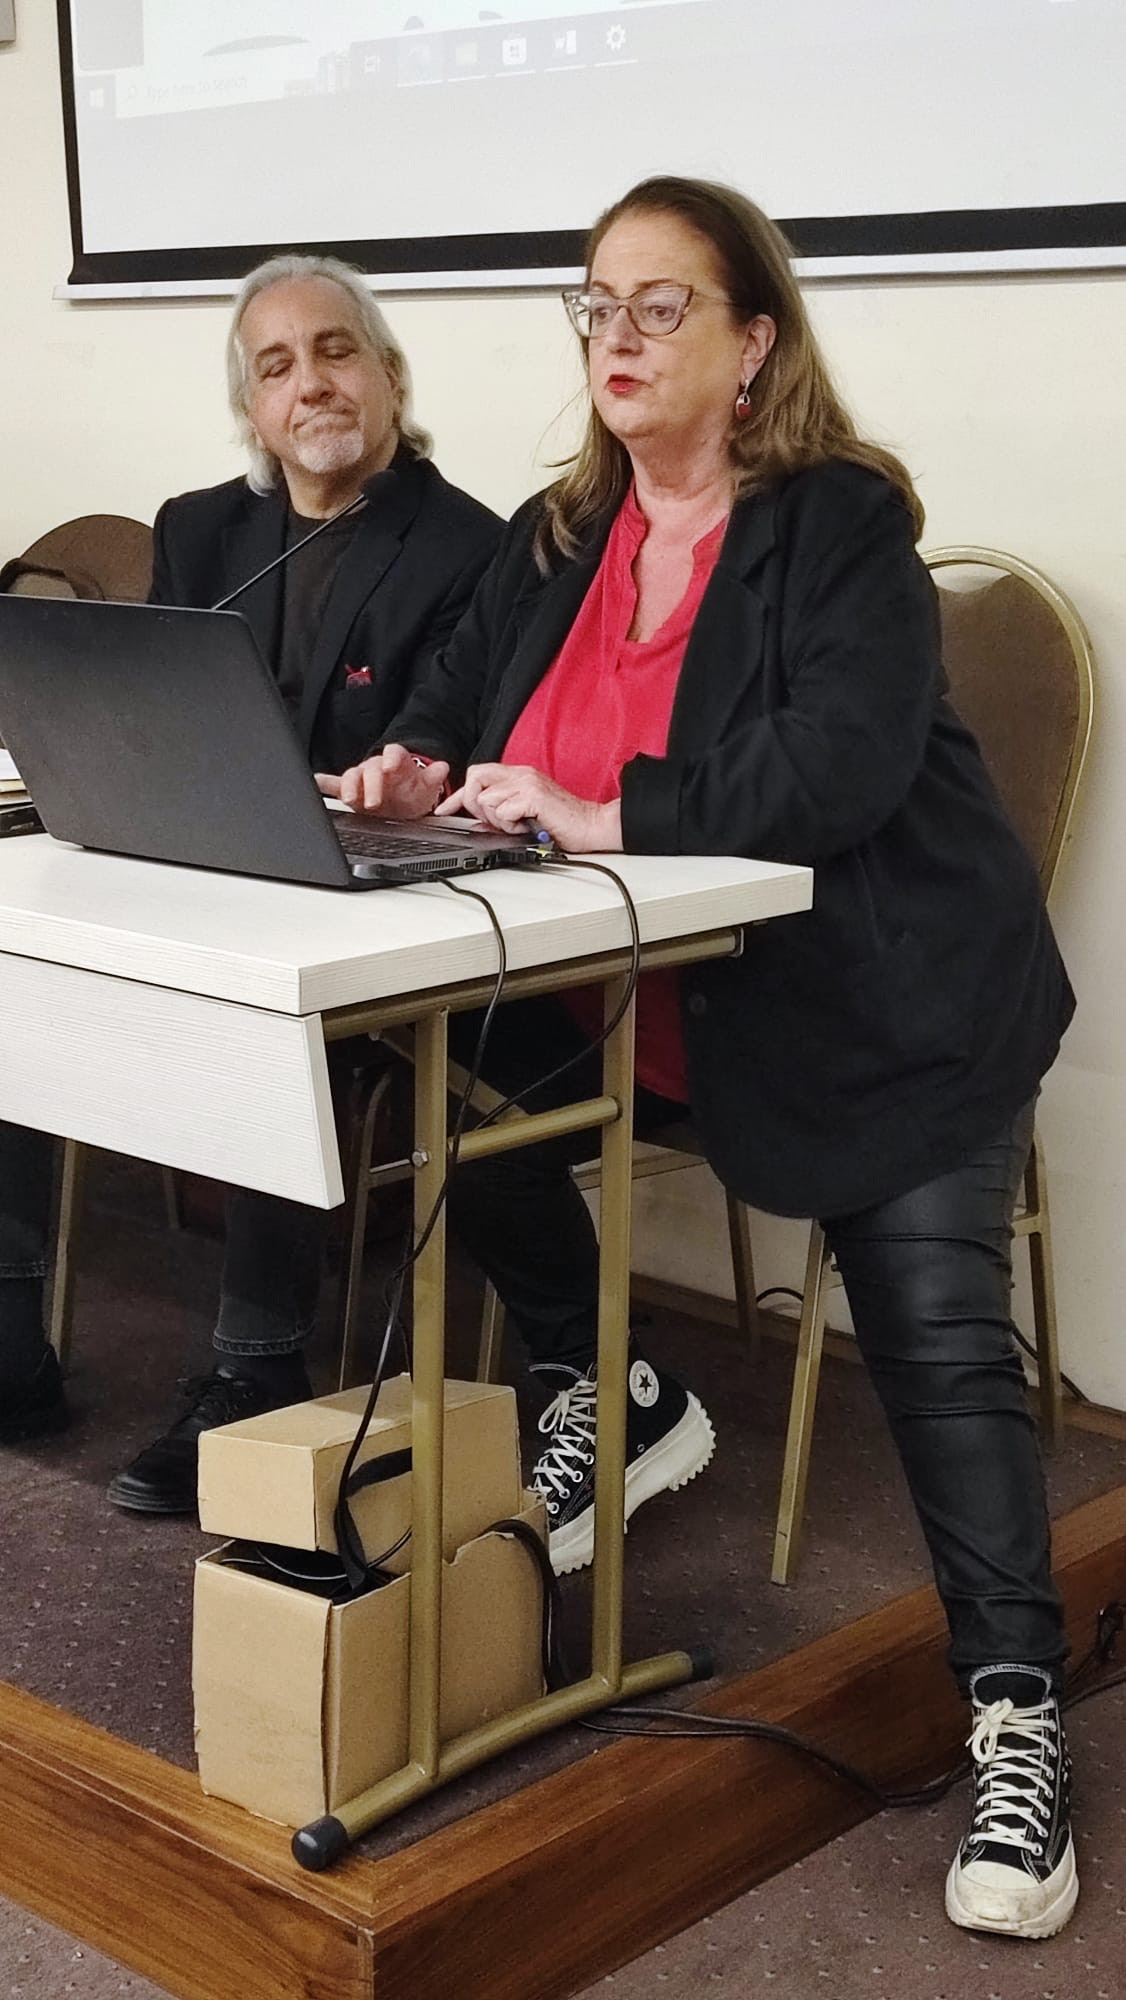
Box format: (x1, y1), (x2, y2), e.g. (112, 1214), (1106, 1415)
(0, 597), (542, 890)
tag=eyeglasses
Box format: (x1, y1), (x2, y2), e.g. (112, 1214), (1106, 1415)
(562, 283), (729, 340)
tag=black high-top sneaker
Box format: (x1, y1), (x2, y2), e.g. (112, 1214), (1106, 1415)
(945, 1665), (1077, 1938)
(529, 1354), (715, 1576)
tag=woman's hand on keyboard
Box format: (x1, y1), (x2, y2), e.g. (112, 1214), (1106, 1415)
(437, 763), (621, 853)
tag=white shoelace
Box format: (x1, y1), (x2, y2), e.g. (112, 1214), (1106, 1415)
(966, 1697), (1058, 1855)
(532, 1378), (598, 1505)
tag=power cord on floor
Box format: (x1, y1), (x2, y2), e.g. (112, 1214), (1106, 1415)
(505, 1499), (1126, 1816)
(573, 1600), (1125, 1814)
(578, 1704), (969, 1809)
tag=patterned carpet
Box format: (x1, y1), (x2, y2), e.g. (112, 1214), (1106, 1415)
(1, 1153), (1123, 1996)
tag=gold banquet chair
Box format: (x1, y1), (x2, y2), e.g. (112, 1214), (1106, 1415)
(0, 512), (153, 606)
(770, 547), (1095, 1586)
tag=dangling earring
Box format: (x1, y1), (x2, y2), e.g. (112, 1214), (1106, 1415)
(734, 379), (754, 419)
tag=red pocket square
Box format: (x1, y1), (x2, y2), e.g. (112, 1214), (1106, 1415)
(344, 665), (373, 687)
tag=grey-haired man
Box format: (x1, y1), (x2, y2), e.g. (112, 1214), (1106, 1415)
(0, 258), (500, 1509)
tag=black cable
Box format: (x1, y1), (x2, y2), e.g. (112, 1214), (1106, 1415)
(1064, 1600), (1125, 1688)
(755, 1286), (805, 1310)
(361, 879), (509, 1312)
(434, 878), (509, 1164)
(578, 1704), (968, 1808)
(328, 858), (636, 1604)
(490, 1514), (575, 1692)
(577, 1600), (1126, 1812)
(1008, 1321), (1088, 1404)
(332, 1253), (411, 1592)
(330, 880), (510, 1593)
(474, 856), (642, 1131)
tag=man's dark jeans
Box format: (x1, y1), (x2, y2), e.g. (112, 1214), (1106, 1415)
(0, 1039), (378, 1370)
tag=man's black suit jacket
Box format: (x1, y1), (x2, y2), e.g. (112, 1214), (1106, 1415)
(150, 450), (501, 775)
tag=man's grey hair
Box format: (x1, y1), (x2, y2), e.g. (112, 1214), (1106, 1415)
(226, 253), (433, 494)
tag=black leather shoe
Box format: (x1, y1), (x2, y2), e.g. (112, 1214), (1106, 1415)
(107, 1365), (312, 1515)
(0, 1344), (69, 1444)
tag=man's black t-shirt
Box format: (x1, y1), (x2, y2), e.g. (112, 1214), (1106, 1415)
(275, 507), (361, 724)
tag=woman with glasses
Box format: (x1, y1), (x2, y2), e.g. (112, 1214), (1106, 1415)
(320, 176), (1076, 1941)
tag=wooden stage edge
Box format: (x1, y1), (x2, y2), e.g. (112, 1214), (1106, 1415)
(2, 1484), (1125, 2000)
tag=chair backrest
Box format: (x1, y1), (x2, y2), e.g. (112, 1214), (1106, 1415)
(0, 562), (95, 599)
(0, 513), (153, 605)
(924, 546), (1094, 898)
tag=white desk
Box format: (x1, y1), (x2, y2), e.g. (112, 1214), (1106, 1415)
(0, 836), (811, 1206)
(0, 832), (812, 1858)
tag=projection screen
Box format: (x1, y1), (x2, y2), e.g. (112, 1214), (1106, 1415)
(57, 0), (1126, 293)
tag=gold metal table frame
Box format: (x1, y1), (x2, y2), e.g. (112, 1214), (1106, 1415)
(300, 926), (742, 1865)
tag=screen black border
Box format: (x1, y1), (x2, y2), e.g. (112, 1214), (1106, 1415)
(56, 1), (1126, 288)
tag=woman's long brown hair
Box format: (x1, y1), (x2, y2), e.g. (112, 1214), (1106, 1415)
(536, 175), (923, 570)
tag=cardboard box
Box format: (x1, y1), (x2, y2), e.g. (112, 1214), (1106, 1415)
(193, 1497), (546, 1827)
(197, 1374), (522, 1561)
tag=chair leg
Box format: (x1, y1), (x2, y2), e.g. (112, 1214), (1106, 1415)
(49, 1139), (88, 1373)
(477, 1284), (507, 1384)
(1023, 1131), (1063, 1451)
(335, 1070), (394, 1392)
(724, 1191), (760, 1358)
(160, 1167), (184, 1231)
(771, 1222), (831, 1587)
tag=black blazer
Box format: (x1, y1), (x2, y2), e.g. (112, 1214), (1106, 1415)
(384, 459), (1074, 1218)
(150, 452), (502, 775)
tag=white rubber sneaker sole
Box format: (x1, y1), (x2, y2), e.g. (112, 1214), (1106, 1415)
(945, 1835), (1078, 1938)
(547, 1392), (716, 1576)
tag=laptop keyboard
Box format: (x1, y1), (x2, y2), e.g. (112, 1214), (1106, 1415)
(335, 825), (458, 860)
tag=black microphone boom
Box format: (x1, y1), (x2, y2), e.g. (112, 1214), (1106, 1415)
(210, 488), (369, 612)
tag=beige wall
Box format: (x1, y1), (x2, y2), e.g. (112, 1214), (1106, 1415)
(4, 10), (1125, 1404)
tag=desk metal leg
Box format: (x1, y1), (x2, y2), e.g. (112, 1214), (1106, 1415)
(588, 975), (701, 1703)
(294, 985), (701, 1868)
(406, 1006), (450, 1785)
(589, 971), (634, 1687)
(49, 1138), (88, 1371)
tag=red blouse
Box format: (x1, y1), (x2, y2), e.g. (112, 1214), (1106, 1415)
(503, 486), (726, 1102)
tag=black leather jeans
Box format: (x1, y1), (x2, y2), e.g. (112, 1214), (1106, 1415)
(447, 998), (1064, 1690)
(823, 1096), (1065, 1690)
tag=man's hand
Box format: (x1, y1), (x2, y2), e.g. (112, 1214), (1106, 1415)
(436, 763), (622, 853)
(316, 743), (450, 817)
